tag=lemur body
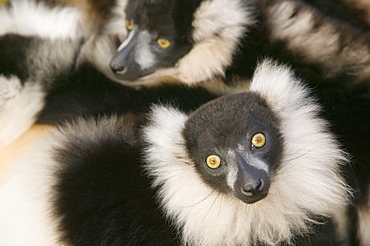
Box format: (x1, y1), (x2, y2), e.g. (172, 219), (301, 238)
(0, 61), (354, 245)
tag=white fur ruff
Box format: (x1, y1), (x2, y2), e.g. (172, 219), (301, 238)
(0, 76), (45, 147)
(0, 0), (84, 39)
(144, 61), (351, 245)
(172, 0), (254, 84)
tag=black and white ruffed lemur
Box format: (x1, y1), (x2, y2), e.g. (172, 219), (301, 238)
(0, 0), (369, 245)
(0, 60), (354, 245)
(100, 1), (370, 244)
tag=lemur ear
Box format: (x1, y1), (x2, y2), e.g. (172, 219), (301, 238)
(249, 60), (313, 115)
(147, 105), (188, 132)
(144, 105), (189, 164)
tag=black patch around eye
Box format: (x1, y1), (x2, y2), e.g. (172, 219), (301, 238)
(196, 161), (230, 194)
(150, 40), (193, 69)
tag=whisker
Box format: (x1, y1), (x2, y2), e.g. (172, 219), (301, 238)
(201, 191), (222, 223)
(183, 189), (217, 208)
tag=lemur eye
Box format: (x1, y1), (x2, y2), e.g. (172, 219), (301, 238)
(125, 19), (133, 30)
(157, 38), (171, 48)
(251, 133), (266, 148)
(206, 155), (221, 169)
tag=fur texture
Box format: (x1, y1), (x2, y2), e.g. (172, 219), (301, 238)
(0, 61), (353, 245)
(0, 1), (368, 245)
(143, 61), (351, 245)
(0, 76), (44, 147)
(0, 34), (81, 146)
(264, 0), (370, 86)
(175, 0), (254, 83)
(357, 185), (370, 246)
(0, 0), (84, 39)
(101, 0), (370, 89)
(105, 0), (254, 85)
(0, 126), (62, 245)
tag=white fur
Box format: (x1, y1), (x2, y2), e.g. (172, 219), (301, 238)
(0, 130), (61, 245)
(159, 0), (255, 84)
(0, 0), (84, 39)
(103, 0), (129, 41)
(117, 28), (135, 52)
(135, 30), (156, 70)
(0, 76), (45, 147)
(144, 61), (351, 245)
(357, 184), (370, 246)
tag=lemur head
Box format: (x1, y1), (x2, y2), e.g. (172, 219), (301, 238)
(183, 92), (283, 204)
(107, 0), (253, 84)
(109, 0), (197, 81)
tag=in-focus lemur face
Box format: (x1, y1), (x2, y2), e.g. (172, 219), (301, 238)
(109, 0), (199, 81)
(183, 92), (283, 204)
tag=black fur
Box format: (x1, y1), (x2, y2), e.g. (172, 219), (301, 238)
(0, 34), (80, 89)
(36, 62), (218, 124)
(52, 115), (179, 245)
(0, 35), (30, 82)
(0, 34), (218, 125)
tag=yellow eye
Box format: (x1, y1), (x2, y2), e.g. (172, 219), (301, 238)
(126, 19), (133, 30)
(251, 133), (266, 148)
(206, 155), (221, 169)
(157, 38), (171, 48)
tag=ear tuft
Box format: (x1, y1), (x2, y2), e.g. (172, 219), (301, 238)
(144, 105), (188, 157)
(249, 60), (313, 115)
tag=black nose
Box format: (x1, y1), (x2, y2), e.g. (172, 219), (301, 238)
(241, 179), (264, 197)
(234, 154), (270, 204)
(110, 63), (126, 74)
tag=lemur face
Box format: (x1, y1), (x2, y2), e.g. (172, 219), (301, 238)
(183, 92), (283, 204)
(109, 0), (196, 81)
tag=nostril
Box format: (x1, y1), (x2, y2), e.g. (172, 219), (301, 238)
(110, 63), (126, 74)
(241, 179), (263, 197)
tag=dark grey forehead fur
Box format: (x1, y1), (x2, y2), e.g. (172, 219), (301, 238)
(126, 0), (204, 41)
(182, 92), (283, 192)
(184, 92), (282, 150)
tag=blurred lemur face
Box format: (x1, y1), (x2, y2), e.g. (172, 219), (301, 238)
(183, 92), (283, 204)
(109, 0), (197, 81)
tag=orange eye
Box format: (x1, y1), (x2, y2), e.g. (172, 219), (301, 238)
(125, 19), (133, 30)
(157, 38), (171, 48)
(251, 133), (266, 148)
(206, 155), (221, 169)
